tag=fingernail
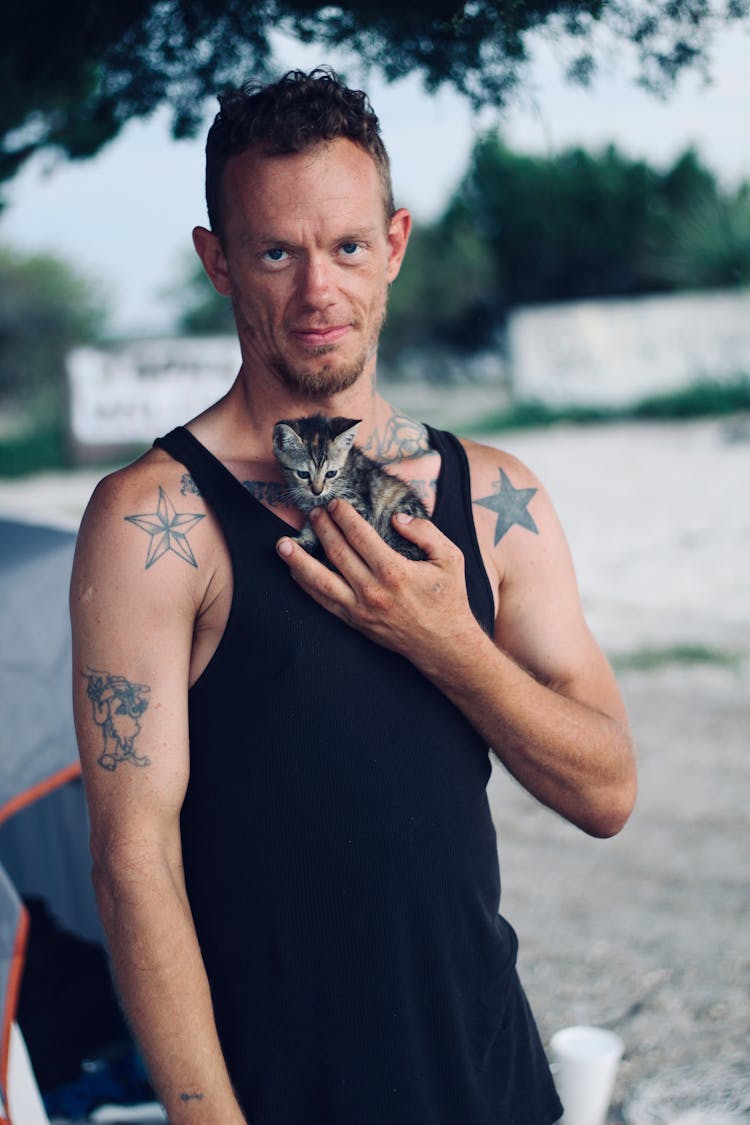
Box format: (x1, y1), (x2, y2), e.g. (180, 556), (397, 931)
(395, 512), (413, 524)
(327, 498), (338, 513)
(277, 538), (293, 557)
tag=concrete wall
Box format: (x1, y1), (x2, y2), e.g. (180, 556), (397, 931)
(507, 287), (750, 407)
(67, 336), (240, 459)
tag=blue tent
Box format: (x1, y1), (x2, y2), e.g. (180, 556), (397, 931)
(0, 519), (81, 1120)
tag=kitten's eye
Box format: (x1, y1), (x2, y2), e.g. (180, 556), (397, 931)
(296, 470), (311, 479)
(325, 469), (338, 478)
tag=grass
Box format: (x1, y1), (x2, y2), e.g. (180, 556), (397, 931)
(610, 644), (742, 673)
(467, 375), (750, 434)
(0, 419), (68, 477)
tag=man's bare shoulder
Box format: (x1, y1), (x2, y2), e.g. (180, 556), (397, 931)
(83, 446), (192, 518)
(75, 446), (215, 599)
(455, 435), (555, 556)
(458, 435), (541, 493)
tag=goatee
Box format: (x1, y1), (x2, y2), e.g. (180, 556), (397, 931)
(271, 346), (370, 399)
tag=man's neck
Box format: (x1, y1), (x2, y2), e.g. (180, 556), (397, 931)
(197, 356), (418, 461)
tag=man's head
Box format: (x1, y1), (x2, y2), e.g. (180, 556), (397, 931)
(193, 69), (410, 401)
(205, 67), (395, 244)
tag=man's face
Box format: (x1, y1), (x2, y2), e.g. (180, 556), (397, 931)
(204, 138), (410, 398)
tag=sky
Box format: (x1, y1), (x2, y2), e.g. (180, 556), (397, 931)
(1, 21), (749, 336)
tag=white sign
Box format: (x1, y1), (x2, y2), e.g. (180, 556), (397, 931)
(67, 336), (241, 446)
(508, 288), (750, 407)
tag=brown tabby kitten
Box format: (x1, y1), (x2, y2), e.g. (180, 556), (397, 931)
(272, 414), (428, 561)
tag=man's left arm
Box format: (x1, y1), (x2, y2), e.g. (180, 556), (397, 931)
(276, 456), (636, 839)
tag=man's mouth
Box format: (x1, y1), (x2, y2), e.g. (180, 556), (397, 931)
(290, 324), (352, 348)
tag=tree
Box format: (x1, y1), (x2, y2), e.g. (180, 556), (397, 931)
(0, 247), (105, 413)
(444, 135), (736, 313)
(3, 0), (748, 192)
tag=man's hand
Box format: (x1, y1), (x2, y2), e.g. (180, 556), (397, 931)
(276, 499), (480, 667)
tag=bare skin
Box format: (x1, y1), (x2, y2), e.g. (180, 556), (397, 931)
(71, 137), (636, 1123)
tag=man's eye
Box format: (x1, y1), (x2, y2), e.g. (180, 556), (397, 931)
(296, 470), (311, 479)
(263, 248), (288, 262)
(340, 242), (361, 256)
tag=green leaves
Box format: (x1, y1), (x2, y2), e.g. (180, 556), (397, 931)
(2, 0), (746, 188)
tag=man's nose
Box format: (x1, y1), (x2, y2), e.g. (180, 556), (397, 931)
(298, 254), (335, 307)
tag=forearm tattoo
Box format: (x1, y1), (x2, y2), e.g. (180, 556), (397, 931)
(83, 669), (151, 771)
(474, 469), (539, 544)
(124, 486), (204, 568)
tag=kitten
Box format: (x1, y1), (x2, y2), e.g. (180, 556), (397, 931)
(272, 414), (428, 561)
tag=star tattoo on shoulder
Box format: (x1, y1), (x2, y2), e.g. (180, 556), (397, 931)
(124, 486), (205, 569)
(474, 469), (539, 545)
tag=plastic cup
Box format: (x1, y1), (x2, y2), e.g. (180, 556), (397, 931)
(550, 1025), (624, 1125)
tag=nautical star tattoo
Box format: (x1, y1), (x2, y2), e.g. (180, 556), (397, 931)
(124, 486), (204, 569)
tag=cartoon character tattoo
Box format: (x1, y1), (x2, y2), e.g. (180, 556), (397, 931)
(83, 669), (151, 771)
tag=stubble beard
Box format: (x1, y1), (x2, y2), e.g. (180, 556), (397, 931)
(237, 293), (388, 402)
(271, 339), (371, 399)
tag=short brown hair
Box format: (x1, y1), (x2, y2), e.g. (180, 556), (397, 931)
(205, 67), (395, 239)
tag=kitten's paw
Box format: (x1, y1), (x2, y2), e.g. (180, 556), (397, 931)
(295, 525), (319, 553)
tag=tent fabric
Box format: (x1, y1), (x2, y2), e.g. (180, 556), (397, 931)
(0, 868), (28, 1123)
(0, 519), (80, 823)
(0, 519), (80, 1121)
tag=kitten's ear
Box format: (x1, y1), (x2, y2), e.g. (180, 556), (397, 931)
(273, 422), (304, 455)
(331, 419), (361, 455)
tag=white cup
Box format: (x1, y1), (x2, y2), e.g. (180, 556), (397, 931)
(550, 1025), (624, 1125)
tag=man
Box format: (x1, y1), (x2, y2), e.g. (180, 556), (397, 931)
(71, 68), (636, 1124)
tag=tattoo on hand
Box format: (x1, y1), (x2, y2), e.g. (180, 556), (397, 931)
(83, 669), (151, 771)
(475, 469), (539, 544)
(179, 1092), (205, 1103)
(124, 486), (205, 569)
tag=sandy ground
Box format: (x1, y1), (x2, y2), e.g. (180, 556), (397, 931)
(1, 410), (748, 1122)
(478, 418), (750, 1123)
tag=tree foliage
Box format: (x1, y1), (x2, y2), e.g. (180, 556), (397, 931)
(3, 0), (748, 189)
(172, 137), (749, 359)
(382, 139), (750, 353)
(0, 247), (105, 409)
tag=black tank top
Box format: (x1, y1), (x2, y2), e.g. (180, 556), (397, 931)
(154, 425), (562, 1125)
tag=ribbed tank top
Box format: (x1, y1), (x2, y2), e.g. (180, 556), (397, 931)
(154, 425), (562, 1125)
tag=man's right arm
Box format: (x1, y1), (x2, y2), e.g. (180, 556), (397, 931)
(70, 463), (247, 1125)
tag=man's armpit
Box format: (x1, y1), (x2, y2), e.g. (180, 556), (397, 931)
(81, 668), (152, 772)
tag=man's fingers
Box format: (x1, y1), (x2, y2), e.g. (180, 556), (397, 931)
(275, 535), (354, 613)
(323, 499), (388, 563)
(391, 511), (462, 565)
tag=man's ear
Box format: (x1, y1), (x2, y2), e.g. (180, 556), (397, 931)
(385, 208), (412, 285)
(192, 226), (232, 297)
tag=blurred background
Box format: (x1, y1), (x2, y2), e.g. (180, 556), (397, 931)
(0, 3), (748, 1122)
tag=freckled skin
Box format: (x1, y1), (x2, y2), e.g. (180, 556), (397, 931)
(193, 139), (410, 402)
